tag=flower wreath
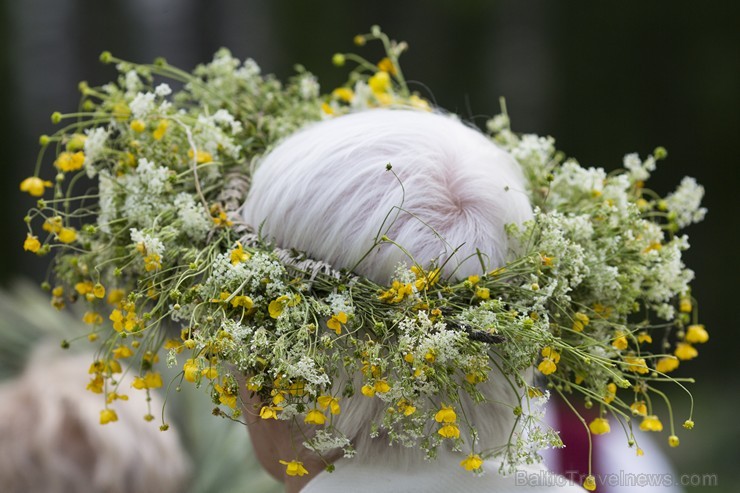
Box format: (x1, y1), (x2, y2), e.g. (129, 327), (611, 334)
(21, 27), (707, 491)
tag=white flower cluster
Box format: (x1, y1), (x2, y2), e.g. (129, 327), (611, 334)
(665, 177), (707, 228)
(129, 228), (164, 257)
(83, 127), (109, 177)
(173, 193), (211, 241)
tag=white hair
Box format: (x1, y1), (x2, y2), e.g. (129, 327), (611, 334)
(244, 109), (532, 284)
(0, 345), (191, 493)
(243, 109), (532, 464)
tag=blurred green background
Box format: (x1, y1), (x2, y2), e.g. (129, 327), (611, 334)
(1, 0), (738, 491)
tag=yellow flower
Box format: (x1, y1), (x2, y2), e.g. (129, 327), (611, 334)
(82, 311), (103, 325)
(655, 356), (679, 373)
(201, 366), (218, 380)
(361, 384), (375, 397)
(376, 57), (397, 76)
(321, 102), (334, 115)
(183, 359), (200, 382)
(132, 372), (163, 390)
(99, 408), (118, 425)
(43, 216), (63, 233)
(668, 435), (680, 447)
(583, 475), (596, 491)
(279, 460), (309, 477)
(231, 295), (254, 310)
(679, 297), (692, 313)
(112, 345), (133, 359)
(130, 119), (146, 132)
(109, 309), (124, 332)
(230, 242), (251, 265)
(589, 417), (611, 435)
(23, 234), (41, 253)
(259, 405), (283, 420)
(623, 356), (649, 374)
(541, 346), (561, 363)
(674, 342), (698, 361)
(327, 311), (348, 335)
(603, 383), (617, 404)
(317, 395), (341, 415)
(269, 295), (290, 319)
(537, 358), (557, 375)
(21, 176), (54, 197)
(467, 275), (480, 285)
(459, 453), (483, 471)
(107, 288), (125, 305)
(93, 283), (106, 299)
(636, 448), (644, 456)
(572, 312), (590, 332)
(152, 119), (169, 140)
(397, 399), (416, 416)
(612, 331), (629, 350)
(683, 419), (694, 430)
(475, 286), (490, 300)
(434, 405), (457, 424)
(57, 227), (77, 244)
(331, 87), (354, 103)
(304, 409), (326, 425)
(630, 401), (647, 416)
(86, 374), (104, 394)
(187, 148), (213, 164)
(404, 353), (414, 363)
(368, 70), (391, 94)
(374, 380), (391, 393)
(214, 383), (237, 409)
(54, 151), (86, 172)
(639, 415), (663, 432)
(438, 424), (460, 439)
(637, 331), (652, 344)
(685, 324), (709, 344)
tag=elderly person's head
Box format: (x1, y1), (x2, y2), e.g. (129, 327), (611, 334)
(242, 109), (533, 491)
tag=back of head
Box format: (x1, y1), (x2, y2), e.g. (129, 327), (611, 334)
(244, 109), (532, 284)
(243, 108), (532, 466)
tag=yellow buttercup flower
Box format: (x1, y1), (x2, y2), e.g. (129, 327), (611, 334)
(583, 475), (596, 491)
(438, 424), (460, 439)
(201, 366), (218, 380)
(82, 311), (103, 325)
(152, 119), (169, 140)
(374, 380), (391, 393)
(57, 227), (77, 244)
(623, 356), (649, 374)
(86, 374), (104, 394)
(327, 311), (348, 335)
(475, 286), (490, 300)
(259, 405), (283, 420)
(269, 295), (291, 319)
(637, 331), (652, 344)
(639, 415), (663, 432)
(537, 358), (557, 375)
(93, 283), (106, 299)
(630, 401), (647, 416)
(231, 295), (254, 309)
(683, 419), (694, 430)
(304, 409), (327, 425)
(685, 324), (709, 344)
(54, 151), (85, 172)
(187, 148), (214, 164)
(589, 417), (611, 435)
(572, 312), (590, 332)
(612, 331), (629, 350)
(541, 346), (560, 363)
(99, 408), (118, 425)
(674, 342), (698, 360)
(655, 356), (679, 373)
(317, 395), (341, 415)
(603, 382), (617, 404)
(459, 453), (483, 471)
(679, 297), (692, 313)
(368, 70), (391, 94)
(107, 288), (125, 305)
(23, 234), (41, 253)
(376, 57), (397, 76)
(397, 399), (416, 416)
(20, 176), (53, 196)
(214, 383), (237, 409)
(112, 345), (133, 359)
(434, 405), (457, 424)
(279, 460), (309, 477)
(130, 119), (146, 132)
(230, 242), (251, 265)
(361, 384), (375, 397)
(183, 359), (199, 382)
(331, 87), (354, 103)
(668, 435), (680, 447)
(132, 372), (163, 390)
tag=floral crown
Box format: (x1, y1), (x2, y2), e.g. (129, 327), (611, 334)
(21, 27), (707, 491)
